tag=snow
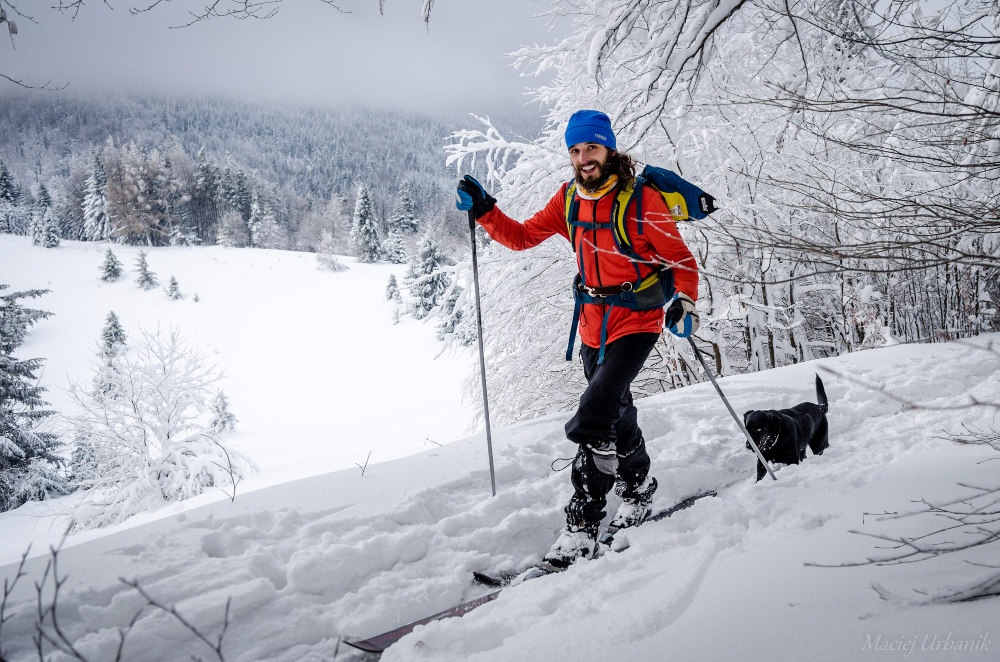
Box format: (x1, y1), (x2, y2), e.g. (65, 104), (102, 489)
(2, 234), (999, 661)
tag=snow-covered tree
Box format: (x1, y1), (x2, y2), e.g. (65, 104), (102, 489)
(350, 183), (382, 263)
(316, 230), (349, 272)
(101, 311), (127, 358)
(135, 251), (158, 290)
(216, 209), (249, 248)
(407, 230), (451, 320)
(382, 230), (408, 264)
(389, 180), (419, 234)
(67, 328), (255, 529)
(0, 159), (16, 204)
(99, 248), (123, 282)
(39, 208), (60, 248)
(82, 151), (111, 242)
(385, 273), (401, 302)
(35, 183), (52, 211)
(166, 276), (183, 300)
(0, 285), (66, 511)
(209, 390), (237, 433)
(436, 282), (466, 341)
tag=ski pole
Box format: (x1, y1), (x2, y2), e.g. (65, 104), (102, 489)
(687, 337), (777, 481)
(468, 209), (497, 496)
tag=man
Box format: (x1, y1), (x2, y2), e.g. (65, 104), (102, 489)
(456, 110), (700, 569)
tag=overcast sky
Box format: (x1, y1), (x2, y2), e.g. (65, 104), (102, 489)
(5, 0), (556, 113)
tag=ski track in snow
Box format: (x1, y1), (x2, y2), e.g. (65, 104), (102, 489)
(1, 239), (997, 660)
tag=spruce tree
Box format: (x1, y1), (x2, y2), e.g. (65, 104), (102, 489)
(350, 183), (382, 263)
(386, 274), (401, 302)
(40, 208), (60, 248)
(35, 183), (52, 211)
(135, 251), (158, 290)
(83, 151), (111, 242)
(100, 248), (123, 282)
(166, 276), (183, 300)
(390, 181), (419, 234)
(101, 311), (127, 357)
(0, 285), (66, 511)
(437, 282), (466, 340)
(0, 159), (16, 204)
(209, 390), (237, 433)
(382, 230), (408, 264)
(407, 231), (451, 319)
(29, 210), (43, 246)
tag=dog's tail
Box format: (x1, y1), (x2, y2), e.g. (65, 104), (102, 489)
(815, 374), (828, 413)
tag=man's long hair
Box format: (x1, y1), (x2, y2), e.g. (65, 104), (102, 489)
(607, 150), (637, 189)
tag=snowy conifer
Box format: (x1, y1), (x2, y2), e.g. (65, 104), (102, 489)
(437, 283), (466, 341)
(382, 230), (408, 264)
(390, 181), (419, 234)
(40, 208), (60, 248)
(350, 183), (382, 263)
(407, 230), (451, 319)
(0, 285), (66, 511)
(35, 183), (52, 211)
(83, 151), (111, 242)
(209, 390), (237, 433)
(0, 159), (16, 204)
(100, 248), (123, 282)
(166, 276), (183, 300)
(386, 274), (401, 302)
(28, 210), (42, 246)
(101, 311), (127, 358)
(247, 195), (263, 248)
(135, 251), (158, 290)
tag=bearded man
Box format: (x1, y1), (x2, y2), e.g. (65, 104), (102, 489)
(456, 110), (700, 569)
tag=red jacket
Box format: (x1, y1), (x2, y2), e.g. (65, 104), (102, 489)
(476, 181), (699, 350)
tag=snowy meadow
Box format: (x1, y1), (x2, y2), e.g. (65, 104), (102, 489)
(1, 235), (998, 661)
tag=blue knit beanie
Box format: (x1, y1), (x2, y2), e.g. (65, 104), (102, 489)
(565, 110), (616, 150)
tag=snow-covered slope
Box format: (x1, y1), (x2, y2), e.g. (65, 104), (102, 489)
(1, 236), (998, 661)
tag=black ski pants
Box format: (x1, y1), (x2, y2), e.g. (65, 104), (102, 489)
(563, 332), (658, 527)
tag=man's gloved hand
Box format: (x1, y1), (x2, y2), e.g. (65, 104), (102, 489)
(664, 292), (699, 338)
(455, 175), (497, 221)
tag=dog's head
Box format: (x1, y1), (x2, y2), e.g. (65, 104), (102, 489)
(743, 410), (781, 454)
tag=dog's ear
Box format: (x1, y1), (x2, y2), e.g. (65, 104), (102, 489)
(744, 410), (753, 422)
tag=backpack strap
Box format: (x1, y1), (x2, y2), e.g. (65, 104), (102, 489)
(563, 178), (675, 365)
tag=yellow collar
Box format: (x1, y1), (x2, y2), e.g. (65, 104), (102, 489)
(577, 175), (619, 200)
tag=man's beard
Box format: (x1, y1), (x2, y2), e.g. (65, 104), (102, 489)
(575, 156), (615, 194)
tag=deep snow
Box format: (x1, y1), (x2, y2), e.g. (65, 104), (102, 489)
(1, 235), (998, 661)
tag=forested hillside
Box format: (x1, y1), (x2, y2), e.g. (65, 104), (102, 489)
(0, 93), (541, 253)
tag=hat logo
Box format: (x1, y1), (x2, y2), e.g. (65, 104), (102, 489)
(595, 133), (606, 140)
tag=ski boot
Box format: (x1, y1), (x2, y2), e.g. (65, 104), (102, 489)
(539, 520), (600, 572)
(605, 476), (658, 540)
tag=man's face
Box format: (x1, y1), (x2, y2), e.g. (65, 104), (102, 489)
(569, 142), (614, 192)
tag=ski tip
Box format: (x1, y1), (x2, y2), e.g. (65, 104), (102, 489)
(342, 636), (386, 654)
(472, 570), (506, 587)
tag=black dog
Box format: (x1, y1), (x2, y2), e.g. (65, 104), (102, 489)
(744, 374), (829, 481)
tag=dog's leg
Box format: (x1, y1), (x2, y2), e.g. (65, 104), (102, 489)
(810, 418), (829, 456)
(756, 459), (767, 482)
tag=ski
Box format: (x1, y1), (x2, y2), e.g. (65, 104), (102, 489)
(342, 591), (502, 654)
(474, 489), (718, 587)
(343, 489), (718, 654)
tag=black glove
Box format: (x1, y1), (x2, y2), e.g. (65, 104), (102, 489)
(664, 293), (699, 338)
(455, 175), (496, 221)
